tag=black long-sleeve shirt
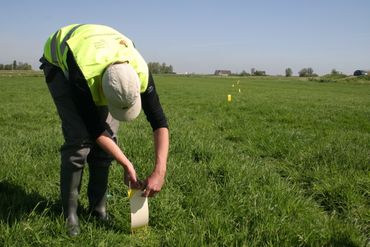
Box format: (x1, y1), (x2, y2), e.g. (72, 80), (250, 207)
(66, 51), (168, 140)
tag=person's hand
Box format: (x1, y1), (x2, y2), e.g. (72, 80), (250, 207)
(142, 171), (165, 197)
(123, 168), (143, 189)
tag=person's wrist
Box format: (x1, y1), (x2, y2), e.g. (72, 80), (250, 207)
(121, 160), (132, 170)
(153, 167), (166, 178)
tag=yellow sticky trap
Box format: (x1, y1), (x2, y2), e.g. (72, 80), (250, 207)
(129, 189), (149, 230)
(128, 188), (133, 199)
(227, 94), (232, 102)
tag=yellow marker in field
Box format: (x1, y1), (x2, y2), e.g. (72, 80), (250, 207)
(227, 94), (232, 102)
(128, 188), (149, 232)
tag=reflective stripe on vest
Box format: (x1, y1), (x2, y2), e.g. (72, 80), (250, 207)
(50, 32), (58, 64)
(49, 24), (84, 66)
(60, 24), (84, 56)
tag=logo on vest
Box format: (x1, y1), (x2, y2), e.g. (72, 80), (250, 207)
(119, 40), (128, 47)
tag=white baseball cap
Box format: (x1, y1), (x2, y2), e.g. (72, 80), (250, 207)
(102, 63), (141, 121)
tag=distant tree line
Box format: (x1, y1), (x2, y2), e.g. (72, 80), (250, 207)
(148, 62), (174, 74)
(239, 67), (318, 77)
(285, 68), (293, 77)
(0, 60), (32, 70)
(251, 69), (266, 76)
(235, 67), (365, 77)
(298, 68), (318, 77)
(224, 67), (354, 77)
(236, 68), (266, 76)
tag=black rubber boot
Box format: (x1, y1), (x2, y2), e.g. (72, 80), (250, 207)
(61, 165), (83, 237)
(88, 165), (110, 222)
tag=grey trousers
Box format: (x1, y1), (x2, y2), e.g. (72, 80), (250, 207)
(41, 59), (119, 211)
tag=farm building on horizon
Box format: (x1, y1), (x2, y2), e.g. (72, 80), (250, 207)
(214, 70), (232, 76)
(353, 70), (368, 76)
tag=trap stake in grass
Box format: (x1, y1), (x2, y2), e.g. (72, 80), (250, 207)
(227, 94), (232, 102)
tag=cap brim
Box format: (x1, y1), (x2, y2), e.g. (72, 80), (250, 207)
(108, 95), (141, 121)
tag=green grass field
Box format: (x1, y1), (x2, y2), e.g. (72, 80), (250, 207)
(0, 73), (369, 246)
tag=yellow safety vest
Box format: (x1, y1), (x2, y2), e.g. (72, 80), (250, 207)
(43, 24), (149, 105)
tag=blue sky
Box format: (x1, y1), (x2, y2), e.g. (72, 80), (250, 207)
(1, 0), (369, 75)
